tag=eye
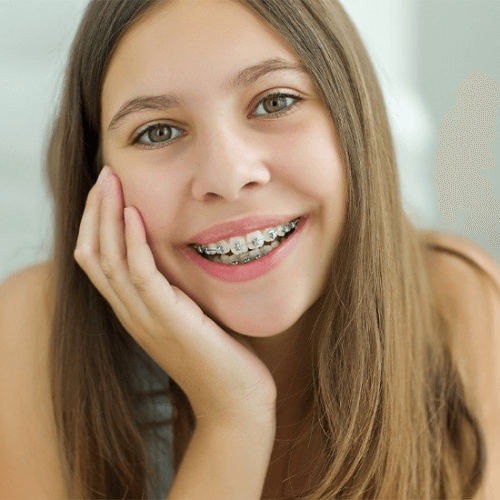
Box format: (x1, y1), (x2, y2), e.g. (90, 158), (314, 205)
(132, 123), (183, 148)
(252, 91), (303, 119)
(130, 91), (304, 150)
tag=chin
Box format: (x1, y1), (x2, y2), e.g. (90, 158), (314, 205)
(203, 296), (310, 338)
(159, 262), (315, 337)
(217, 318), (297, 338)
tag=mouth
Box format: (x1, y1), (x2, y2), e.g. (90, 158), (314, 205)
(188, 216), (302, 266)
(182, 214), (309, 283)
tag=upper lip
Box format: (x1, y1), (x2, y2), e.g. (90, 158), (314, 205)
(183, 213), (305, 246)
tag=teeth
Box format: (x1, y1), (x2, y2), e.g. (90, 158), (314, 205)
(202, 233), (289, 265)
(276, 225), (286, 237)
(248, 248), (262, 259)
(229, 253), (246, 265)
(246, 230), (265, 249)
(204, 240), (231, 256)
(202, 243), (221, 256)
(194, 217), (300, 255)
(228, 236), (248, 255)
(262, 227), (278, 242)
(260, 245), (273, 255)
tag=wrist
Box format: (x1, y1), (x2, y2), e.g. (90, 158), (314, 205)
(196, 406), (277, 436)
(195, 415), (276, 456)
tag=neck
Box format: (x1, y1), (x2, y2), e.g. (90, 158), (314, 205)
(234, 297), (324, 437)
(230, 298), (326, 500)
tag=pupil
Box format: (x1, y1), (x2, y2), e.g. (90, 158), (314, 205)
(149, 126), (170, 142)
(266, 97), (284, 113)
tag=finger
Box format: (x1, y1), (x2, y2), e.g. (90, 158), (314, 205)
(100, 173), (127, 269)
(98, 174), (151, 322)
(74, 171), (135, 329)
(74, 173), (106, 261)
(74, 173), (118, 303)
(123, 205), (185, 329)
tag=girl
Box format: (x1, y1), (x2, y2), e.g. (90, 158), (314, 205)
(1, 0), (499, 498)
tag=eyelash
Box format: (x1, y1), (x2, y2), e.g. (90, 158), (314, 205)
(130, 91), (304, 150)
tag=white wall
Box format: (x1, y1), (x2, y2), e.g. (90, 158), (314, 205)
(416, 1), (500, 259)
(1, 0), (89, 280)
(1, 0), (499, 281)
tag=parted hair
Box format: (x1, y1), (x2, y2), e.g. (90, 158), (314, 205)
(44, 0), (486, 497)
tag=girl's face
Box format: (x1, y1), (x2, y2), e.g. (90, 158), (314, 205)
(101, 0), (347, 338)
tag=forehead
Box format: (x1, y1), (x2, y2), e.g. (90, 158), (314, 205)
(102, 0), (303, 112)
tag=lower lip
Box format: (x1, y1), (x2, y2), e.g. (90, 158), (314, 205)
(182, 216), (309, 283)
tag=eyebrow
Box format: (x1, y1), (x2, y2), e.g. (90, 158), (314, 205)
(107, 58), (309, 131)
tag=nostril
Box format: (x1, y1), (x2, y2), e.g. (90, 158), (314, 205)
(204, 192), (224, 202)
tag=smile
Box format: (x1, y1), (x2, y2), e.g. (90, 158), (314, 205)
(183, 215), (309, 283)
(191, 217), (300, 265)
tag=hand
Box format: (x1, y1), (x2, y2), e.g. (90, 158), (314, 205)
(74, 166), (277, 428)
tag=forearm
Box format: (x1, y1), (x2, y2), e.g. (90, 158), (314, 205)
(167, 418), (275, 500)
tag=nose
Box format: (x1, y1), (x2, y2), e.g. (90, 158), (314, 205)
(190, 122), (271, 202)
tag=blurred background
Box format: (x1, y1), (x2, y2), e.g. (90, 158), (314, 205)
(1, 0), (499, 281)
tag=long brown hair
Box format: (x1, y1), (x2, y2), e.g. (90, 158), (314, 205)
(45, 0), (486, 497)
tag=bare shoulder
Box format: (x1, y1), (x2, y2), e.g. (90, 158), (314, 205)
(0, 259), (55, 372)
(424, 229), (500, 289)
(0, 259), (54, 313)
(0, 260), (55, 374)
(0, 260), (67, 499)
(424, 230), (500, 499)
(424, 230), (500, 401)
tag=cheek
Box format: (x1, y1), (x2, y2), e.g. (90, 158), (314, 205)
(118, 169), (186, 243)
(270, 120), (344, 198)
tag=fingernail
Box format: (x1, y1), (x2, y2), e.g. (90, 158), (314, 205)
(98, 166), (111, 185)
(124, 207), (132, 223)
